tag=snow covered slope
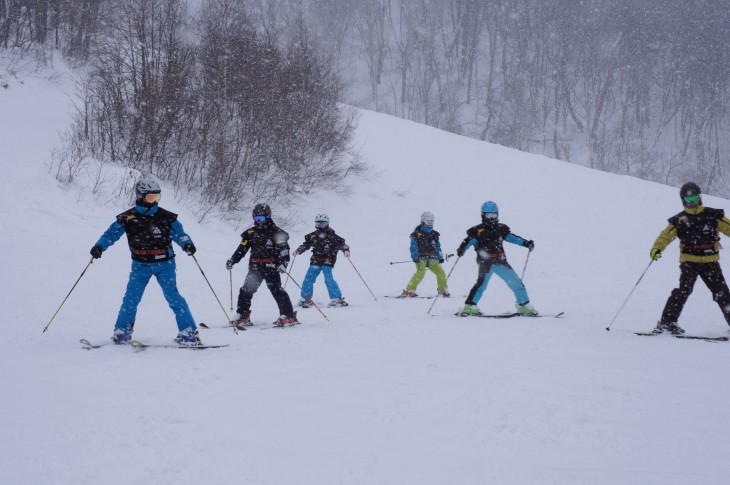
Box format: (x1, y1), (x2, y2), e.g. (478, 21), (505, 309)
(2, 68), (730, 485)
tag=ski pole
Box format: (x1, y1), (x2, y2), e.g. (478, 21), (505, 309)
(229, 269), (234, 311)
(279, 269), (329, 321)
(606, 260), (653, 331)
(389, 260), (412, 265)
(43, 258), (94, 333)
(427, 256), (461, 314)
(346, 255), (378, 301)
(520, 250), (531, 280)
(191, 254), (237, 334)
(283, 252), (297, 290)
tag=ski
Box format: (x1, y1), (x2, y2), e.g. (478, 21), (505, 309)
(130, 340), (230, 350)
(199, 322), (249, 331)
(80, 338), (115, 349)
(634, 332), (728, 342)
(454, 311), (565, 319)
(386, 295), (432, 299)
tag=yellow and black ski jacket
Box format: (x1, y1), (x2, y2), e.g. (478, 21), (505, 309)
(652, 205), (730, 263)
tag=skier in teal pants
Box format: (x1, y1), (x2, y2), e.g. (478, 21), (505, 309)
(90, 178), (201, 346)
(295, 214), (350, 308)
(456, 201), (537, 316)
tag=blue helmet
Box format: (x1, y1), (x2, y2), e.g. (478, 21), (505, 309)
(481, 201), (498, 213)
(481, 201), (498, 222)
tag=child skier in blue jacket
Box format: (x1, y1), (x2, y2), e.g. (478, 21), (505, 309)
(400, 211), (450, 297)
(89, 178), (201, 346)
(456, 201), (536, 316)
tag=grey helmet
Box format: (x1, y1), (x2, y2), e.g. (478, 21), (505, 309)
(421, 211), (435, 227)
(315, 213), (329, 229)
(135, 177), (161, 206)
(135, 177), (161, 198)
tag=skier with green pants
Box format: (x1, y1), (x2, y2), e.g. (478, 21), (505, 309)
(400, 211), (450, 298)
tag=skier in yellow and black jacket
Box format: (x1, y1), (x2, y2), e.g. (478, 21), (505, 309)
(650, 182), (730, 334)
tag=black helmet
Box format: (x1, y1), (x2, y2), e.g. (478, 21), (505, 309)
(680, 182), (702, 208)
(252, 203), (271, 223)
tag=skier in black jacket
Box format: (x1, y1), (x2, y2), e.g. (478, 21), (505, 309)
(650, 182), (730, 334)
(295, 213), (350, 308)
(227, 203), (297, 327)
(456, 201), (536, 316)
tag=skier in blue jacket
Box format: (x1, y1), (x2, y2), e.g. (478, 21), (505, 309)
(456, 201), (536, 316)
(89, 178), (201, 346)
(400, 211), (450, 297)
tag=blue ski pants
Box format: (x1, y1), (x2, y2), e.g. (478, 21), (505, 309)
(115, 259), (196, 333)
(301, 265), (342, 300)
(466, 260), (529, 306)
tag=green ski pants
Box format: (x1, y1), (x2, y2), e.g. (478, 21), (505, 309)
(406, 259), (448, 292)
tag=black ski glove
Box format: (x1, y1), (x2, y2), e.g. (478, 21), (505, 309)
(456, 247), (465, 258)
(184, 243), (196, 255)
(525, 240), (535, 252)
(90, 244), (103, 259)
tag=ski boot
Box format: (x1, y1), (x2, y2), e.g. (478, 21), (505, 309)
(230, 311), (253, 329)
(174, 329), (202, 347)
(399, 290), (418, 298)
(438, 289), (451, 298)
(652, 320), (685, 335)
(110, 329), (132, 345)
(298, 298), (313, 308)
(328, 297), (348, 307)
(516, 302), (539, 316)
(274, 311), (299, 327)
(460, 304), (481, 316)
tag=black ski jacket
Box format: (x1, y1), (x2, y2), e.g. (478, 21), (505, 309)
(297, 228), (349, 267)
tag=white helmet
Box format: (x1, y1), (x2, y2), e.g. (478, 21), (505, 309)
(315, 213), (329, 226)
(135, 177), (161, 199)
(421, 211), (435, 226)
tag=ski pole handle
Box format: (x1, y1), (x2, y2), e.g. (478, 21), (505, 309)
(389, 260), (412, 265)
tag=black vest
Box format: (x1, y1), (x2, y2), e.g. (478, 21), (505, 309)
(410, 226), (440, 258)
(304, 228), (345, 266)
(668, 207), (724, 257)
(467, 222), (511, 258)
(116, 207), (178, 262)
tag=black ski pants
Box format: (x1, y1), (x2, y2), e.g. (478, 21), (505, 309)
(661, 261), (730, 326)
(237, 264), (294, 318)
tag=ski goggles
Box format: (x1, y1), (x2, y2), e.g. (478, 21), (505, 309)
(253, 215), (267, 223)
(315, 221), (328, 229)
(423, 220), (434, 226)
(482, 212), (498, 220)
(144, 192), (161, 203)
(684, 195), (700, 204)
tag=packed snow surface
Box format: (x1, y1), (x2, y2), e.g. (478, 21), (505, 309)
(2, 69), (730, 485)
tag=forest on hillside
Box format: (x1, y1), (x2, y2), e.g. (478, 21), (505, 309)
(3, 0), (729, 199)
